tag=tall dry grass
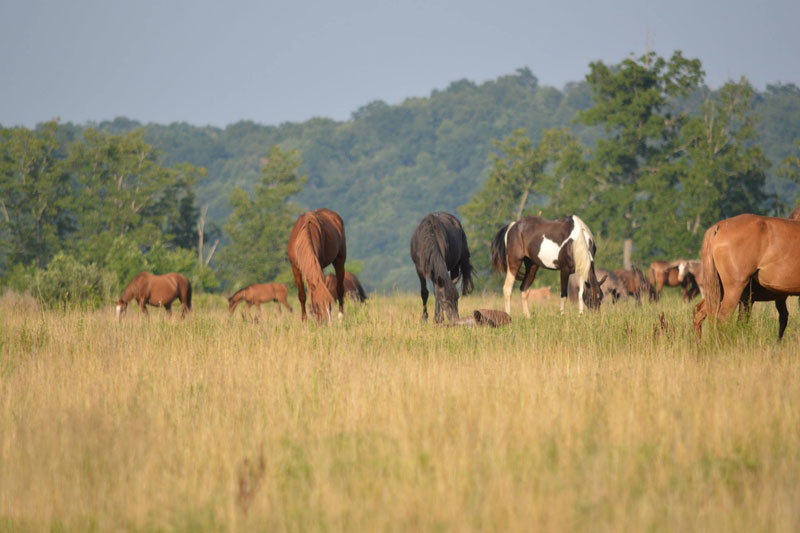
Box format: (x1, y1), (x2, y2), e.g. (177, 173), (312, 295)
(1, 290), (799, 531)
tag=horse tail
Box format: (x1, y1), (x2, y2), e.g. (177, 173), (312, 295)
(354, 276), (368, 302)
(185, 279), (192, 311)
(700, 223), (721, 319)
(459, 231), (475, 296)
(490, 223), (512, 272)
(294, 219), (335, 313)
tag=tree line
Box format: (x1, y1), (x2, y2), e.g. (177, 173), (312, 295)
(2, 51), (800, 302)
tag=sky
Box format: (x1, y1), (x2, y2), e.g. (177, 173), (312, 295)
(1, 0), (799, 128)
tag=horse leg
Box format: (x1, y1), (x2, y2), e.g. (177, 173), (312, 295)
(333, 257), (346, 320)
(776, 298), (789, 341)
(291, 264), (308, 322)
(519, 261), (538, 319)
(693, 299), (707, 338)
(559, 268), (571, 315)
(417, 269), (429, 322)
(165, 303), (172, 318)
(717, 279), (750, 323)
(274, 300), (281, 315)
(434, 296), (442, 324)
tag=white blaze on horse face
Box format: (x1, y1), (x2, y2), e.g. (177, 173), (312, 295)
(678, 262), (687, 282)
(115, 304), (122, 319)
(538, 237), (562, 268)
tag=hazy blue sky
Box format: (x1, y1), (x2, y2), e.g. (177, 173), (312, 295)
(2, 0), (798, 128)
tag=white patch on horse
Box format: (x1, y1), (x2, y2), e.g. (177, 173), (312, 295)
(538, 236), (562, 268)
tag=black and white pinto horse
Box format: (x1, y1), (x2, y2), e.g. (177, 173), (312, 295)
(491, 215), (605, 316)
(410, 212), (475, 323)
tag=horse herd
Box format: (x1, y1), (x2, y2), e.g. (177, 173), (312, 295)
(115, 207), (800, 340)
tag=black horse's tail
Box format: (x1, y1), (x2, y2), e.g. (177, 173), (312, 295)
(185, 280), (193, 311)
(459, 236), (475, 296)
(353, 277), (369, 302)
(490, 223), (511, 272)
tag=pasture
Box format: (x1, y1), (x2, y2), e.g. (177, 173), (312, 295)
(1, 291), (799, 531)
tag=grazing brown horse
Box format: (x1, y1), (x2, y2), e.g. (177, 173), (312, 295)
(615, 267), (657, 303)
(116, 272), (192, 319)
(228, 283), (292, 320)
(491, 215), (604, 316)
(649, 260), (700, 302)
(693, 214), (800, 340)
(324, 271), (368, 303)
(287, 208), (347, 323)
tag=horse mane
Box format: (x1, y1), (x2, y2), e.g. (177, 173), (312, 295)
(292, 213), (335, 312)
(417, 216), (459, 304)
(570, 215), (595, 282)
(228, 286), (247, 303)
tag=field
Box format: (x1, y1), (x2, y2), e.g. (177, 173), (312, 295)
(2, 290), (800, 531)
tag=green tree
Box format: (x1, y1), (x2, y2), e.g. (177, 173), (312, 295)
(0, 122), (71, 269)
(579, 51), (704, 266)
(67, 128), (204, 262)
(678, 78), (770, 244)
(460, 128), (591, 276)
(777, 140), (800, 209)
(218, 146), (305, 287)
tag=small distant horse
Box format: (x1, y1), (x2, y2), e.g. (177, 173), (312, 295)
(491, 215), (604, 316)
(615, 267), (656, 303)
(410, 212), (474, 323)
(324, 271), (368, 303)
(693, 214), (800, 340)
(228, 283), (292, 320)
(287, 208), (347, 323)
(676, 260), (703, 300)
(649, 260), (700, 302)
(116, 272), (192, 320)
(790, 205), (800, 220)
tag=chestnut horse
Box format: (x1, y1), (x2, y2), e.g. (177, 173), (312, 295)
(228, 282), (292, 319)
(649, 260), (700, 302)
(287, 208), (346, 323)
(116, 272), (191, 319)
(492, 215), (604, 316)
(693, 214), (800, 340)
(410, 212), (474, 323)
(324, 271), (368, 303)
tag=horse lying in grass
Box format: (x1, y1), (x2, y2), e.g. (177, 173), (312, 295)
(116, 272), (191, 320)
(228, 283), (292, 321)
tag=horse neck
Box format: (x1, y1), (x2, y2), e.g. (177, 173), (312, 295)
(120, 282), (139, 303)
(571, 227), (594, 282)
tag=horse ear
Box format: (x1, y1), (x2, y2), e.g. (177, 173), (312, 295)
(598, 274), (608, 286)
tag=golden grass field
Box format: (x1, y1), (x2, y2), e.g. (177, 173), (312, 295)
(2, 289), (800, 531)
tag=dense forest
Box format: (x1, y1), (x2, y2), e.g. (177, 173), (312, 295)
(3, 55), (800, 298)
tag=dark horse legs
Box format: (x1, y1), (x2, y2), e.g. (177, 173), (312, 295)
(416, 268), (429, 322)
(333, 256), (346, 319)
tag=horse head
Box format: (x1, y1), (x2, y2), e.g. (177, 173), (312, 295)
(434, 274), (460, 322)
(115, 299), (128, 320)
(582, 269), (605, 310)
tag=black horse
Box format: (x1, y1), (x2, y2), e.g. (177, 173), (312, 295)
(410, 212), (475, 323)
